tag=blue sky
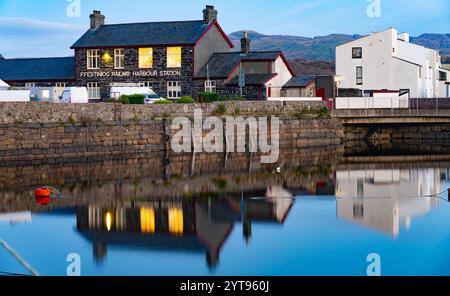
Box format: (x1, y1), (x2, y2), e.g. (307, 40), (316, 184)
(0, 0), (449, 58)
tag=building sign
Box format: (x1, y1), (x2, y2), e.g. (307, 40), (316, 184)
(79, 70), (181, 78)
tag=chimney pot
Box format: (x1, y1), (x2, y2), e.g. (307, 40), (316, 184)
(90, 10), (105, 29)
(203, 5), (218, 24)
(241, 31), (251, 55)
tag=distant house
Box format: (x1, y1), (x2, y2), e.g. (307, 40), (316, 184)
(336, 28), (450, 98)
(281, 75), (316, 97)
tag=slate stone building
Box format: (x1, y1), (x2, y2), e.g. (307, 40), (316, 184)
(0, 5), (297, 101)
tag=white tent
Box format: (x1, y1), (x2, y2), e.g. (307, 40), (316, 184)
(0, 79), (9, 88)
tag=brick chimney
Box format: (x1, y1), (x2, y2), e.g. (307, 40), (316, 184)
(241, 31), (251, 55)
(90, 10), (105, 29)
(203, 5), (218, 24)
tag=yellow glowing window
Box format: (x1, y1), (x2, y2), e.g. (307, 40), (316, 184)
(168, 208), (184, 235)
(105, 212), (113, 232)
(167, 47), (182, 68)
(140, 208), (155, 234)
(139, 48), (153, 68)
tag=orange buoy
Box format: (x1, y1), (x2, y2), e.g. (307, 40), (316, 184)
(35, 196), (52, 205)
(35, 187), (51, 198)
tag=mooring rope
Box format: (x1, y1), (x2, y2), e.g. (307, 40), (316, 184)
(0, 238), (39, 276)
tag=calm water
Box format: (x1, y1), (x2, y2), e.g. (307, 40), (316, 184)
(1, 153), (450, 276)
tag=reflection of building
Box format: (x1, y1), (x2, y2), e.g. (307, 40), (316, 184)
(336, 168), (441, 236)
(0, 211), (32, 224)
(76, 191), (293, 267)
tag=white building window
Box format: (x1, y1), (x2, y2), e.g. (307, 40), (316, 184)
(87, 49), (100, 70)
(167, 81), (181, 99)
(140, 81), (153, 88)
(55, 83), (67, 88)
(25, 83), (36, 88)
(356, 66), (363, 85)
(204, 80), (216, 93)
(87, 82), (101, 100)
(352, 47), (362, 59)
(114, 49), (125, 69)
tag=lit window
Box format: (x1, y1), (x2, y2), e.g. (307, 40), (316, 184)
(140, 208), (155, 234)
(87, 49), (100, 70)
(204, 80), (216, 93)
(139, 48), (153, 68)
(87, 82), (100, 100)
(352, 47), (362, 59)
(114, 49), (125, 69)
(167, 81), (181, 99)
(168, 208), (184, 235)
(167, 47), (182, 68)
(356, 66), (363, 85)
(105, 212), (113, 232)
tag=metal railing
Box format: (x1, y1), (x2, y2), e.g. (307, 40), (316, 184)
(333, 97), (450, 111)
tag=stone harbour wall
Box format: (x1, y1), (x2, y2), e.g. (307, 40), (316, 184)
(0, 101), (343, 164)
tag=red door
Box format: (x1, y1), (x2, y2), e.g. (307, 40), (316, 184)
(268, 87), (272, 98)
(316, 88), (325, 99)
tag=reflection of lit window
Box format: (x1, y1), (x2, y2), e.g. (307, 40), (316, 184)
(105, 212), (112, 231)
(140, 208), (155, 234)
(168, 208), (184, 235)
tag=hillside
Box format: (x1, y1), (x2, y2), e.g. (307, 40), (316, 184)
(229, 31), (450, 62)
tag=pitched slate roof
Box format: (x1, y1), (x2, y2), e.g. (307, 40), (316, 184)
(71, 20), (229, 48)
(284, 75), (316, 88)
(0, 57), (75, 81)
(196, 51), (282, 79)
(226, 73), (277, 85)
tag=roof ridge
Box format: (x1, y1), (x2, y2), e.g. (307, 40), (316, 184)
(0, 56), (74, 61)
(99, 19), (205, 27)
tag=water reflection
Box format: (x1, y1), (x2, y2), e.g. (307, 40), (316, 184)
(76, 188), (293, 268)
(336, 167), (442, 236)
(2, 153), (450, 275)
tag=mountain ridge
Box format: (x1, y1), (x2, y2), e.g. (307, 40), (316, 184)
(229, 31), (450, 62)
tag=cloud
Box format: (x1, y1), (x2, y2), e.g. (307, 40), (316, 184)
(0, 17), (86, 35)
(0, 17), (85, 58)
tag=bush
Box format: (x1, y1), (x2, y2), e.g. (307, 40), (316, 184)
(153, 99), (173, 105)
(121, 95), (130, 104)
(176, 96), (196, 104)
(199, 92), (219, 103)
(128, 94), (145, 105)
(212, 103), (227, 116)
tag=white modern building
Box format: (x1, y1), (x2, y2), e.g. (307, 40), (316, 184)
(336, 28), (450, 98)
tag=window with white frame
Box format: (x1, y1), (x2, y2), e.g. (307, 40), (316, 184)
(167, 47), (182, 68)
(25, 83), (36, 88)
(114, 49), (125, 69)
(55, 82), (67, 88)
(139, 48), (153, 68)
(87, 49), (100, 69)
(87, 82), (100, 100)
(204, 80), (216, 93)
(140, 81), (153, 89)
(167, 81), (181, 99)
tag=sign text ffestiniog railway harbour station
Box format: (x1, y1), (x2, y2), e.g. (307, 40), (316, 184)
(79, 69), (182, 79)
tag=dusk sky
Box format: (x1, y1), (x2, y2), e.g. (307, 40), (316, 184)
(0, 0), (449, 58)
